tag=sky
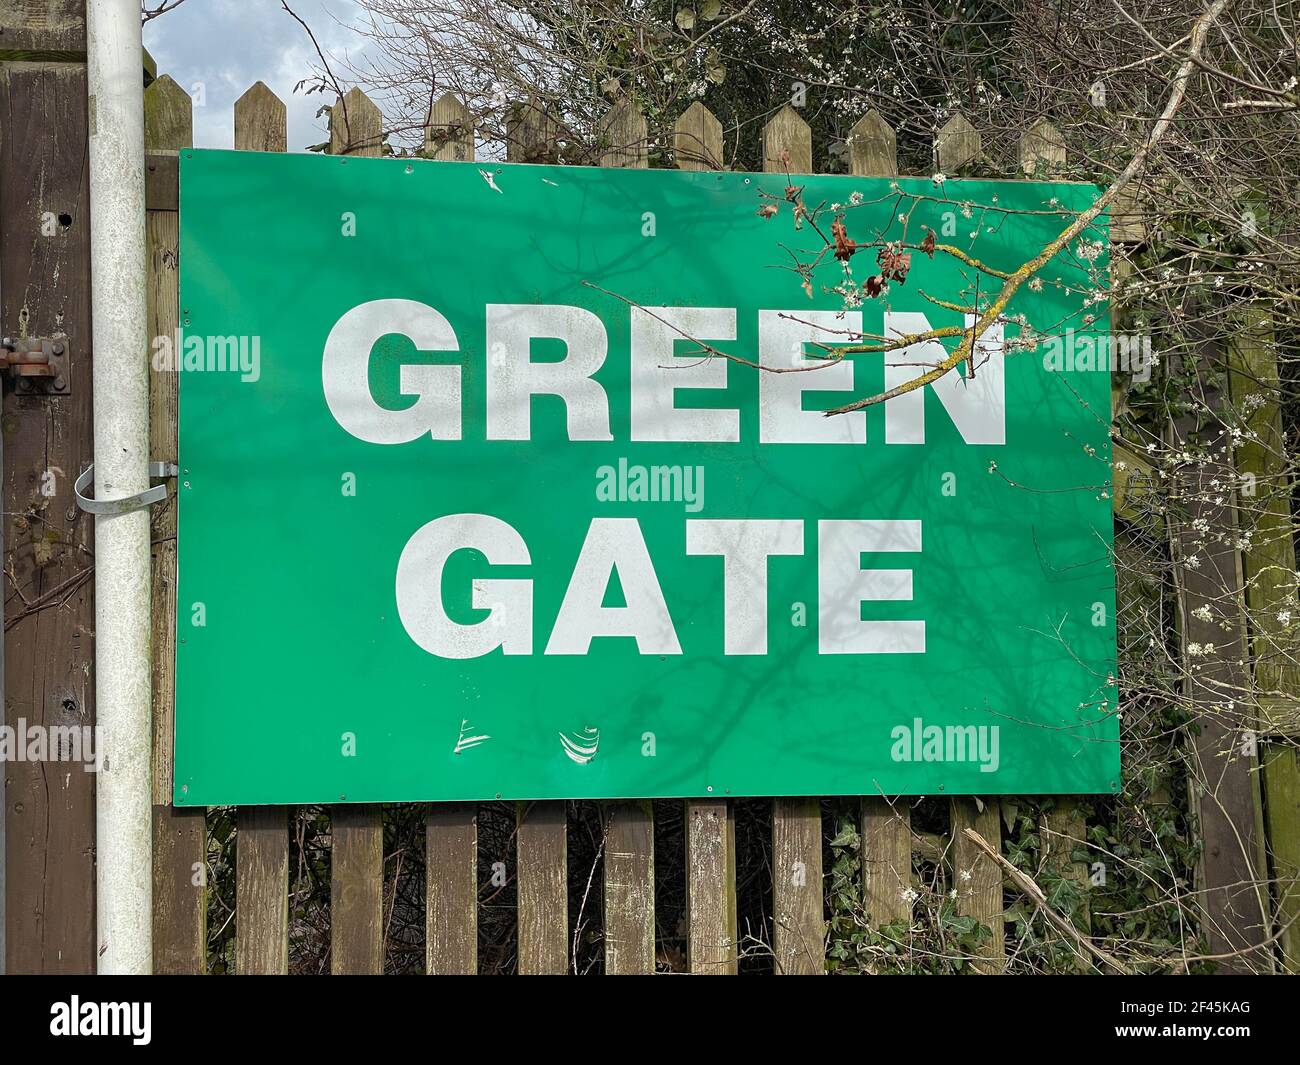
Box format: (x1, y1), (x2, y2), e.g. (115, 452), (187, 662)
(143, 0), (376, 151)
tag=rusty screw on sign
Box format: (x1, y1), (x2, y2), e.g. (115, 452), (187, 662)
(1, 336), (71, 394)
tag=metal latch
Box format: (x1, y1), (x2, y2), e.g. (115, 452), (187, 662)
(75, 462), (177, 516)
(1, 336), (71, 394)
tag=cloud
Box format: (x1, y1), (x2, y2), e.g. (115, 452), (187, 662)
(143, 0), (379, 151)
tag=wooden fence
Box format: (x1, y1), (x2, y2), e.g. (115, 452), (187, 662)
(1, 7), (1296, 973)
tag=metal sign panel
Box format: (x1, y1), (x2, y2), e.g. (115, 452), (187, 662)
(174, 149), (1118, 804)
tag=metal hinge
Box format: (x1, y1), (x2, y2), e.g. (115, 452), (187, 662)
(1, 335), (71, 394)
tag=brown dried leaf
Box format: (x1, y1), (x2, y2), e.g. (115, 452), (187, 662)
(832, 217), (858, 261)
(877, 246), (912, 283)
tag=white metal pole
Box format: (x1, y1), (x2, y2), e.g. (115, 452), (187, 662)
(86, 0), (153, 974)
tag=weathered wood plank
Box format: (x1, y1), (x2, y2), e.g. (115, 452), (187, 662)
(1, 44), (96, 974)
(235, 806), (288, 974)
(516, 800), (567, 974)
(663, 216), (740, 965)
(760, 114), (824, 976)
(224, 88), (289, 977)
(1110, 183), (1150, 245)
(672, 101), (722, 171)
(330, 804), (384, 974)
(1112, 441), (1157, 521)
(424, 92), (473, 161)
(144, 152), (177, 211)
(146, 202), (202, 967)
(328, 86), (383, 157)
(771, 798), (824, 974)
(1226, 307), (1299, 968)
(861, 799), (912, 928)
(505, 98), (557, 164)
(686, 799), (736, 974)
(598, 99), (647, 168)
(322, 96), (386, 977)
(658, 141), (726, 807)
(1262, 744), (1300, 972)
(950, 798), (1005, 973)
(150, 807), (205, 974)
(414, 113), (480, 976)
(1043, 804), (1090, 912)
(233, 81), (286, 153)
(1171, 333), (1271, 972)
(761, 104), (812, 173)
(144, 71), (204, 975)
(935, 113), (980, 173)
(145, 204), (179, 810)
(587, 124), (655, 975)
(143, 74), (192, 152)
(1018, 118), (1065, 176)
(1228, 308), (1300, 698)
(848, 109), (896, 177)
(426, 803), (477, 974)
(603, 801), (654, 974)
(1044, 802), (1091, 970)
(1258, 697), (1300, 737)
(1031, 121), (1092, 962)
(846, 106), (898, 183)
(0, 0), (85, 51)
(845, 112), (912, 941)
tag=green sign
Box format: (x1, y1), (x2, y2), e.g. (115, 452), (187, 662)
(174, 149), (1119, 805)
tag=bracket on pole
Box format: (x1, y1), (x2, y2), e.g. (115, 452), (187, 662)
(75, 462), (177, 516)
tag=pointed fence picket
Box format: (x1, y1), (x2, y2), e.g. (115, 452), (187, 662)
(674, 101), (740, 976)
(222, 80), (294, 978)
(144, 71), (205, 976)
